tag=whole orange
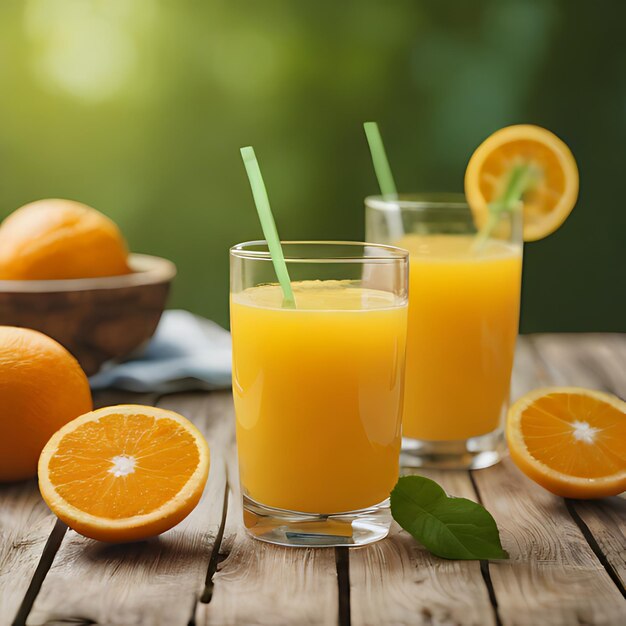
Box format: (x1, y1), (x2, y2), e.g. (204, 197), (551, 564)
(0, 199), (131, 280)
(0, 326), (92, 481)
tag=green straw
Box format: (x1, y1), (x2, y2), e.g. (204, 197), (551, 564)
(473, 163), (535, 251)
(364, 121), (404, 240)
(240, 146), (295, 308)
(364, 121), (397, 196)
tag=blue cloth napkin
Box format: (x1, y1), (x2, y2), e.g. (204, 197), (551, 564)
(89, 310), (232, 393)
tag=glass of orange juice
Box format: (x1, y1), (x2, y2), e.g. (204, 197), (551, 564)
(230, 241), (408, 546)
(366, 195), (522, 469)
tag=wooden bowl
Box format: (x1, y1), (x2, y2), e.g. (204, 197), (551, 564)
(0, 254), (176, 375)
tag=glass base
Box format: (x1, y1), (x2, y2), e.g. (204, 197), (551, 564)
(401, 426), (505, 470)
(242, 495), (392, 547)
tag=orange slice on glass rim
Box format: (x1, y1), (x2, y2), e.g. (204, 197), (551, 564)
(38, 405), (210, 542)
(465, 124), (579, 241)
(506, 387), (626, 499)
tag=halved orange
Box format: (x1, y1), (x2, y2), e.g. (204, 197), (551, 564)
(465, 125), (579, 241)
(507, 387), (626, 499)
(38, 405), (210, 542)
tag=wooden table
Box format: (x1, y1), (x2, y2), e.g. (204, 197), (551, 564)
(1, 334), (625, 626)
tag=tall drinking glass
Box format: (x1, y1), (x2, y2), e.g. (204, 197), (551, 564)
(366, 195), (522, 469)
(230, 241), (408, 547)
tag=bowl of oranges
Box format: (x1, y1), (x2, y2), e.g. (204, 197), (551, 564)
(0, 199), (176, 375)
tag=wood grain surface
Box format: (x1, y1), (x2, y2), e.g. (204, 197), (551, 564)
(1, 335), (624, 626)
(474, 459), (625, 626)
(197, 492), (341, 625)
(348, 470), (496, 626)
(527, 334), (626, 599)
(474, 333), (626, 625)
(1, 390), (133, 624)
(25, 392), (231, 626)
(0, 483), (55, 624)
(195, 415), (341, 626)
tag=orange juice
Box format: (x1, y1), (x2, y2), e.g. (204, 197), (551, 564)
(231, 280), (407, 513)
(395, 234), (522, 441)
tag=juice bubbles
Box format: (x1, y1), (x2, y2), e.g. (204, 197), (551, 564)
(231, 281), (407, 513)
(395, 234), (522, 441)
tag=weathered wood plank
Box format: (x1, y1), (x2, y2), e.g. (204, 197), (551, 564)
(566, 498), (626, 592)
(198, 495), (340, 626)
(474, 458), (626, 625)
(0, 482), (55, 626)
(476, 334), (626, 624)
(196, 436), (340, 625)
(4, 335), (624, 626)
(467, 335), (626, 624)
(345, 335), (586, 626)
(349, 469), (496, 626)
(531, 333), (626, 397)
(1, 390), (140, 626)
(27, 391), (231, 626)
(530, 333), (626, 592)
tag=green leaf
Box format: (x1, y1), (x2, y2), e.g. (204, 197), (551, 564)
(390, 475), (509, 560)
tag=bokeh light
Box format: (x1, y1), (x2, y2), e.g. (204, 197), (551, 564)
(0, 0), (623, 332)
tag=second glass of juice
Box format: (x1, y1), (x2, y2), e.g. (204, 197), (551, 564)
(230, 241), (408, 547)
(366, 194), (522, 469)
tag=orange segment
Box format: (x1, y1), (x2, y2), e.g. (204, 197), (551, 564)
(38, 405), (210, 542)
(465, 125), (579, 241)
(507, 387), (626, 498)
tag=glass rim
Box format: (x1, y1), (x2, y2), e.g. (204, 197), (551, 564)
(365, 193), (468, 212)
(230, 240), (409, 263)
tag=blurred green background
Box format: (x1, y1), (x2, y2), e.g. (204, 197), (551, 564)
(0, 0), (624, 332)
